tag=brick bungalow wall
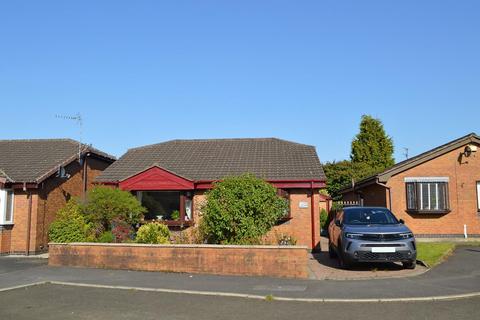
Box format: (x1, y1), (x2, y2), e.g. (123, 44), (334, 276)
(49, 242), (309, 279)
(191, 189), (321, 249)
(343, 145), (480, 236)
(3, 157), (110, 254)
(387, 145), (480, 236)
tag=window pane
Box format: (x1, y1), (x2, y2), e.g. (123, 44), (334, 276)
(438, 183), (446, 210)
(420, 183), (429, 210)
(406, 183), (416, 210)
(185, 198), (192, 220)
(429, 183), (437, 210)
(5, 190), (13, 222)
(140, 191), (180, 221)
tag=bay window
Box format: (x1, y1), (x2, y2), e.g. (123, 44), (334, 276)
(137, 191), (193, 225)
(405, 177), (449, 213)
(0, 189), (14, 225)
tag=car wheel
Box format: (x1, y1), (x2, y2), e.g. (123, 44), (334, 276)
(403, 260), (416, 269)
(328, 241), (336, 258)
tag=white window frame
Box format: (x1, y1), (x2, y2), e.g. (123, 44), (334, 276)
(477, 181), (480, 212)
(0, 189), (14, 225)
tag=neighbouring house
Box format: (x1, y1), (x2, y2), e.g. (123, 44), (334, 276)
(341, 133), (480, 238)
(0, 139), (115, 254)
(95, 138), (326, 250)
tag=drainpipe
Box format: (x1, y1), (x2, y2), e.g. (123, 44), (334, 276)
(82, 154), (88, 200)
(376, 181), (392, 210)
(310, 181), (316, 251)
(25, 184), (32, 256)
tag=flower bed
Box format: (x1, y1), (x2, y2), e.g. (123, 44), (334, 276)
(48, 242), (309, 279)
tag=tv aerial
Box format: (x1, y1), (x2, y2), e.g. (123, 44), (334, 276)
(55, 113), (84, 162)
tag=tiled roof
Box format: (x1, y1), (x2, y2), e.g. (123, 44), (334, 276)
(96, 138), (325, 182)
(0, 139), (115, 183)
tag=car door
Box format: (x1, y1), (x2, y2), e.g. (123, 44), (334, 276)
(330, 210), (344, 248)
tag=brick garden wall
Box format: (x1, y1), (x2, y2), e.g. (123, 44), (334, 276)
(48, 243), (309, 279)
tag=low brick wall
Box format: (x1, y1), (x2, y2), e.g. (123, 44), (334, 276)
(48, 243), (309, 279)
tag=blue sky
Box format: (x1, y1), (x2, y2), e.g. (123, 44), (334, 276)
(1, 1), (479, 162)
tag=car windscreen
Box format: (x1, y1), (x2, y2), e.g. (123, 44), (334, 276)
(343, 208), (399, 225)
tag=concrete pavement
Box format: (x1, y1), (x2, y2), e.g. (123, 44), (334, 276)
(0, 246), (478, 301)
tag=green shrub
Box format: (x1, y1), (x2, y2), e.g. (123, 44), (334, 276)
(200, 174), (288, 245)
(97, 231), (115, 243)
(135, 223), (170, 244)
(82, 186), (146, 228)
(49, 199), (90, 243)
(320, 208), (328, 230)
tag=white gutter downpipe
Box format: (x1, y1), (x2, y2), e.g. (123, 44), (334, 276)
(464, 224), (468, 239)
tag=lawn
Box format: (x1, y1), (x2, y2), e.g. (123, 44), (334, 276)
(416, 242), (456, 267)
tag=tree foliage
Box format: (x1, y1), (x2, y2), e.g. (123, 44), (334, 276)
(323, 115), (395, 199)
(82, 186), (146, 228)
(48, 199), (91, 243)
(351, 115), (395, 171)
(200, 174), (288, 245)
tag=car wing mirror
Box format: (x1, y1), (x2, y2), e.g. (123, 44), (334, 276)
(399, 219), (405, 224)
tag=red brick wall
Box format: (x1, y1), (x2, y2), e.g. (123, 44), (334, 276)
(9, 191), (39, 254)
(3, 156), (111, 254)
(36, 157), (111, 252)
(192, 189), (321, 250)
(48, 243), (309, 278)
(387, 145), (480, 236)
(268, 189), (320, 250)
(0, 226), (12, 254)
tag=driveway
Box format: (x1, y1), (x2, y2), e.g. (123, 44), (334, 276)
(308, 237), (427, 280)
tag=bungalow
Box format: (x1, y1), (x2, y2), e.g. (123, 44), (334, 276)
(95, 138), (326, 250)
(0, 139), (115, 254)
(341, 133), (480, 238)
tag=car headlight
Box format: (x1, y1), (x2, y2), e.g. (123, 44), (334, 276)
(399, 232), (414, 239)
(345, 232), (364, 239)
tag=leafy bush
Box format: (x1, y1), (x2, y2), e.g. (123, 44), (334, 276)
(111, 217), (134, 243)
(135, 223), (170, 244)
(97, 231), (115, 243)
(82, 186), (146, 228)
(49, 199), (90, 243)
(200, 174), (288, 245)
(320, 208), (329, 230)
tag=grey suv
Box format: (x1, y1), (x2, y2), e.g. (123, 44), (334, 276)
(328, 207), (416, 269)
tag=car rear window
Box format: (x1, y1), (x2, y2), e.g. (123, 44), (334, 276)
(343, 208), (399, 225)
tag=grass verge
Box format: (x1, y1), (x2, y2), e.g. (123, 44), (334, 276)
(416, 242), (456, 267)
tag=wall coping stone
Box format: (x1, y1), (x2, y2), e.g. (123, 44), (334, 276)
(48, 242), (308, 250)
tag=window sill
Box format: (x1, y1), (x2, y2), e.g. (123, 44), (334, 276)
(141, 220), (193, 227)
(406, 209), (451, 215)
